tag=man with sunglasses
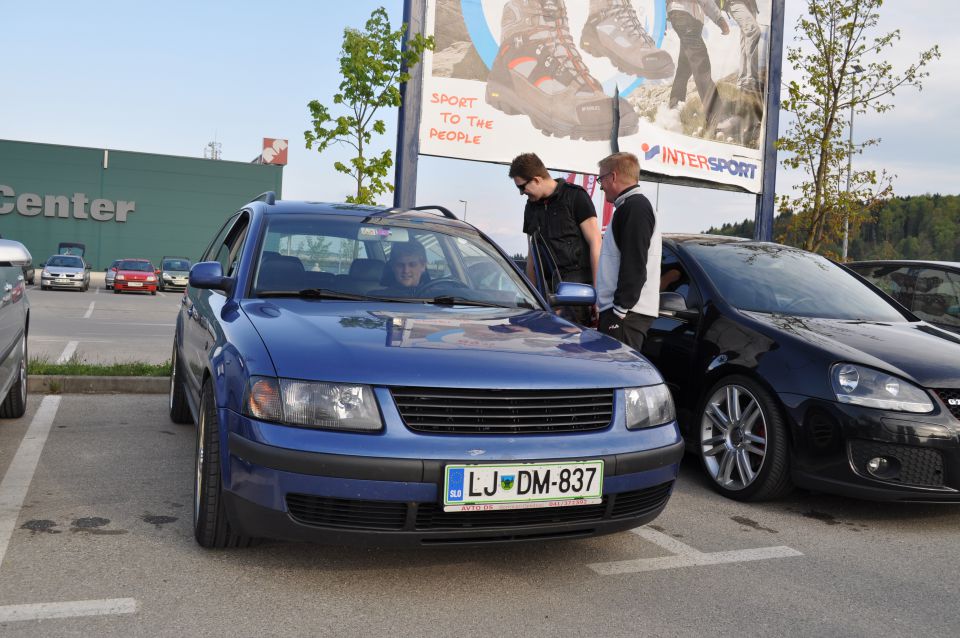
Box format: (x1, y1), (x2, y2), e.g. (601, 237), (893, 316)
(509, 153), (601, 325)
(594, 152), (661, 350)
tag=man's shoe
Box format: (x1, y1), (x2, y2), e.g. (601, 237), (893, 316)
(580, 0), (675, 79)
(485, 0), (638, 140)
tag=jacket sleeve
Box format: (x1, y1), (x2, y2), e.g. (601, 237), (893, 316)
(611, 197), (656, 316)
(699, 0), (724, 23)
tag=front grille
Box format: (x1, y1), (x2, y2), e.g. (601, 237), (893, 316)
(934, 389), (960, 420)
(391, 387), (614, 434)
(286, 494), (407, 530)
(284, 483), (673, 532)
(848, 440), (945, 487)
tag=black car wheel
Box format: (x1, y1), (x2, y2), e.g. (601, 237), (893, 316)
(0, 335), (27, 419)
(194, 380), (258, 548)
(698, 375), (792, 501)
(169, 343), (193, 424)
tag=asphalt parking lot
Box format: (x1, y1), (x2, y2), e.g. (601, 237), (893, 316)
(1, 392), (959, 637)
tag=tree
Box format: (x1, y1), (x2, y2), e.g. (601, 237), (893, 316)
(777, 0), (939, 257)
(305, 7), (433, 205)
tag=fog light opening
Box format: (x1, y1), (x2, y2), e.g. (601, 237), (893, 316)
(866, 456), (901, 480)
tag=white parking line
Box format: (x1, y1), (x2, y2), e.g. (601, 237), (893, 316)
(94, 285), (100, 295)
(0, 396), (61, 565)
(587, 526), (802, 575)
(83, 301), (95, 319)
(56, 341), (79, 363)
(0, 599), (139, 622)
(157, 291), (167, 298)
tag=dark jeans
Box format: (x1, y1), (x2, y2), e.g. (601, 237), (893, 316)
(598, 309), (655, 351)
(668, 10), (720, 124)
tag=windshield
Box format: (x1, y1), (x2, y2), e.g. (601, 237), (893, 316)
(118, 260), (154, 272)
(686, 242), (909, 322)
(162, 259), (190, 271)
(47, 255), (83, 268)
(253, 214), (540, 309)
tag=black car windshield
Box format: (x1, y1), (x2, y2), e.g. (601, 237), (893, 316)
(47, 256), (83, 268)
(162, 259), (190, 270)
(118, 260), (153, 272)
(686, 242), (909, 322)
(253, 214), (540, 309)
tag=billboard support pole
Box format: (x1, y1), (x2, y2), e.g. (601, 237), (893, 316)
(754, 0), (786, 242)
(393, 0), (426, 210)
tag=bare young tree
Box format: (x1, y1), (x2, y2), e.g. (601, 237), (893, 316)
(777, 0), (939, 256)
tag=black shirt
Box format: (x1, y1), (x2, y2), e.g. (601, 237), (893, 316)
(522, 179), (597, 277)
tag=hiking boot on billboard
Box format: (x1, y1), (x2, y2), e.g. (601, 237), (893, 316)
(486, 0), (639, 140)
(580, 0), (675, 79)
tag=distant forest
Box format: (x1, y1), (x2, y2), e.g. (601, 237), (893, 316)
(704, 194), (960, 261)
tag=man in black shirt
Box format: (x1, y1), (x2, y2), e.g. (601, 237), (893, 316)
(509, 153), (601, 325)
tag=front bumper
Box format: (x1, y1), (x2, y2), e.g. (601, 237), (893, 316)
(114, 281), (157, 292)
(782, 393), (960, 502)
(221, 408), (684, 546)
(41, 276), (84, 289)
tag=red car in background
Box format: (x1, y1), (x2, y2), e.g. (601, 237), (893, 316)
(113, 259), (158, 295)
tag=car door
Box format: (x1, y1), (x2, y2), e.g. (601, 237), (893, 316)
(910, 266), (960, 334)
(640, 247), (702, 430)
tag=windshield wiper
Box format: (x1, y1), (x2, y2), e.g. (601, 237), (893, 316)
(258, 289), (401, 301)
(426, 295), (512, 308)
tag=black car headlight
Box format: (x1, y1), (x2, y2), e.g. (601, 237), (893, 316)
(243, 376), (383, 431)
(624, 384), (676, 429)
(831, 363), (933, 413)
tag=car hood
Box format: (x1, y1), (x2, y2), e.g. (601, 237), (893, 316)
(746, 313), (960, 387)
(240, 300), (660, 388)
(46, 266), (84, 274)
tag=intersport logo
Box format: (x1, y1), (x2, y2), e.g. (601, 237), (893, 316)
(640, 143), (758, 180)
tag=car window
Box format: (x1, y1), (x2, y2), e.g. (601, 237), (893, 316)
(660, 248), (700, 309)
(850, 264), (916, 309)
(686, 243), (908, 322)
(203, 215), (238, 263)
(47, 256), (83, 268)
(212, 214), (250, 279)
(118, 261), (153, 272)
(162, 259), (190, 270)
(253, 214), (539, 309)
(912, 267), (960, 328)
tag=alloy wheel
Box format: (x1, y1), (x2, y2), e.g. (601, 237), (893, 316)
(700, 384), (768, 491)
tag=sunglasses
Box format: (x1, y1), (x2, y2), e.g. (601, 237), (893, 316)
(515, 179), (532, 193)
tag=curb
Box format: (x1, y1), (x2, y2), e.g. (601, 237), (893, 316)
(28, 375), (168, 394)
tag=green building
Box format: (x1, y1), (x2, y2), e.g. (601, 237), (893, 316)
(0, 139), (283, 269)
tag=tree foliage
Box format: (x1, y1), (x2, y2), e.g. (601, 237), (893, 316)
(777, 0), (940, 256)
(304, 7), (434, 205)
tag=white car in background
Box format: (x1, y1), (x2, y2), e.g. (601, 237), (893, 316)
(0, 239), (30, 418)
(40, 254), (91, 291)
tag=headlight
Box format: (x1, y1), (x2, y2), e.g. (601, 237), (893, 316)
(243, 376), (382, 432)
(163, 273), (172, 280)
(831, 363), (933, 413)
(116, 274), (125, 281)
(624, 384), (675, 430)
(146, 275), (156, 281)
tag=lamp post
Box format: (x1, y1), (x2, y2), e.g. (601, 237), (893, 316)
(458, 199), (468, 223)
(842, 64), (866, 261)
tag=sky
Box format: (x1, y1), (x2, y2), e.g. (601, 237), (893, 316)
(0, 0), (953, 257)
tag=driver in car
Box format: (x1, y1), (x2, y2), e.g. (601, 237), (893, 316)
(379, 241), (430, 293)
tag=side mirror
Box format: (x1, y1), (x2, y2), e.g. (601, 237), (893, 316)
(548, 282), (597, 307)
(85, 264), (92, 270)
(659, 292), (699, 321)
(189, 261), (233, 293)
(0, 239), (32, 267)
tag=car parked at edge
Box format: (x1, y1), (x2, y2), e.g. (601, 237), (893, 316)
(170, 194), (682, 548)
(635, 235), (960, 503)
(39, 254), (90, 291)
(113, 259), (158, 294)
(104, 259), (122, 290)
(0, 239), (30, 418)
(847, 260), (960, 335)
(158, 256), (191, 291)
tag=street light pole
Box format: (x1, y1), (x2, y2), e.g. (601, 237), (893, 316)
(842, 64), (865, 261)
(458, 199), (468, 222)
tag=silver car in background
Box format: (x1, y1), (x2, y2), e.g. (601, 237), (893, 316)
(105, 259), (121, 290)
(158, 256), (190, 291)
(40, 254), (91, 291)
(0, 239), (30, 418)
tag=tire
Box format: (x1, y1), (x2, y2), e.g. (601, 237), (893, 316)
(169, 343), (193, 425)
(114, 289), (120, 294)
(151, 290), (157, 296)
(697, 374), (792, 502)
(194, 380), (258, 548)
(0, 335), (28, 419)
(40, 285), (48, 291)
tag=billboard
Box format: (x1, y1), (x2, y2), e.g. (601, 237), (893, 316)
(419, 0), (772, 192)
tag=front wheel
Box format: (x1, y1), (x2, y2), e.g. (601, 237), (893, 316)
(698, 375), (792, 501)
(194, 381), (258, 548)
(0, 335), (27, 419)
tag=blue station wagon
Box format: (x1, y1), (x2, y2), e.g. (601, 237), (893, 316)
(170, 193), (683, 548)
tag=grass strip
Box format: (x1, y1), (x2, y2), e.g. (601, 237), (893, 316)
(29, 355), (171, 377)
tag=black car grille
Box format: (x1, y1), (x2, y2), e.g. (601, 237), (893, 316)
(390, 387), (614, 434)
(848, 440), (945, 487)
(285, 483), (673, 532)
(933, 389), (960, 420)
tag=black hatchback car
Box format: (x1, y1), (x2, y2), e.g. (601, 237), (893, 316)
(847, 260), (960, 335)
(637, 235), (960, 503)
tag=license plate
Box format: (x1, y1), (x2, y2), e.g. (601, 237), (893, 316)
(443, 461), (603, 512)
(128, 282), (143, 287)
(55, 278), (69, 283)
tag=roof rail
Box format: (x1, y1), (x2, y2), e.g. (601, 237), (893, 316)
(252, 191), (277, 205)
(411, 205), (457, 220)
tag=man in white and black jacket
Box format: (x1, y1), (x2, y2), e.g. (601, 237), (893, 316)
(595, 152), (662, 349)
